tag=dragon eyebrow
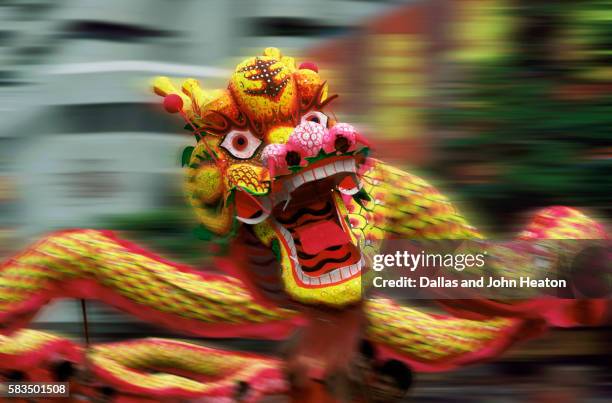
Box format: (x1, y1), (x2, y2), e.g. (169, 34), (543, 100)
(197, 110), (248, 135)
(298, 81), (339, 113)
(318, 93), (339, 110)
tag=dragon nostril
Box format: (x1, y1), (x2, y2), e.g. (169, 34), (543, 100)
(324, 123), (358, 154)
(285, 151), (301, 167)
(334, 136), (350, 153)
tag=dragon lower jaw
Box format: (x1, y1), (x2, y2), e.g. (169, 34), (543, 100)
(275, 219), (364, 286)
(270, 156), (364, 287)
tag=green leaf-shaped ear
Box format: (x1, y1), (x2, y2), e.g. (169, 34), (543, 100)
(181, 146), (195, 167)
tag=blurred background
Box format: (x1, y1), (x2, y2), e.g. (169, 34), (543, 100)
(0, 0), (610, 401)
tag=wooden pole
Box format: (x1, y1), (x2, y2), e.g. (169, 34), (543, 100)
(80, 299), (90, 346)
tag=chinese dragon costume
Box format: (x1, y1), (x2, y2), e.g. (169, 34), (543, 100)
(0, 48), (609, 402)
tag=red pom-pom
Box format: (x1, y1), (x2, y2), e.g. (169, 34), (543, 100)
(163, 94), (183, 113)
(299, 61), (319, 73)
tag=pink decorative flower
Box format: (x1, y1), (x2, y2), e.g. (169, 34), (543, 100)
(287, 121), (326, 158)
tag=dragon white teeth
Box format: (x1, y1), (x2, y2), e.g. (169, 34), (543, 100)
(313, 167), (327, 180)
(278, 159), (358, 197)
(280, 160), (359, 203)
(340, 266), (351, 279)
(292, 175), (305, 189)
(289, 242), (297, 257)
(303, 170), (315, 183)
(300, 270), (310, 285)
(343, 159), (353, 172)
(273, 159), (361, 207)
(319, 273), (332, 285)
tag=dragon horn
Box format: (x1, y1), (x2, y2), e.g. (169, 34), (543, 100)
(152, 76), (194, 118)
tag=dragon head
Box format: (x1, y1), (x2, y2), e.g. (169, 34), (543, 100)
(153, 48), (371, 307)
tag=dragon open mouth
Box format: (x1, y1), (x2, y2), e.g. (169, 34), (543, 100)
(270, 157), (364, 287)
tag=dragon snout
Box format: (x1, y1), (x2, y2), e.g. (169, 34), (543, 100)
(261, 122), (367, 178)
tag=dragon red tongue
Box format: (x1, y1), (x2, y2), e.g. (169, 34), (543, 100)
(296, 220), (350, 255)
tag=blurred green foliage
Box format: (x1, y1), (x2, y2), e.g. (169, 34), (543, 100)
(431, 0), (612, 231)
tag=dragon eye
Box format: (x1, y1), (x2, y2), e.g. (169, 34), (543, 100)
(301, 111), (328, 127)
(220, 130), (262, 159)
